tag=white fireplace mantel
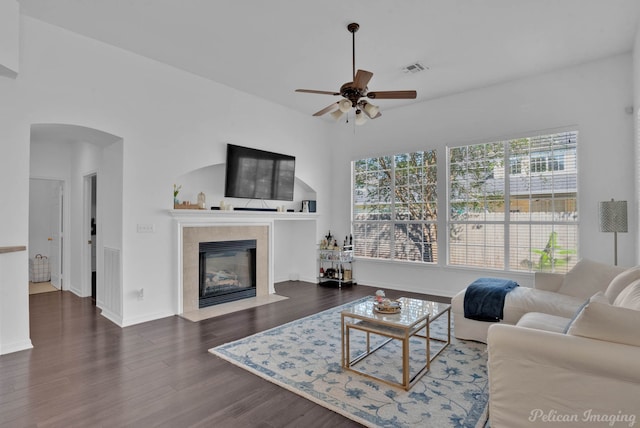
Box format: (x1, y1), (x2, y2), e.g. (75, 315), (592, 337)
(169, 209), (318, 221)
(170, 209), (318, 315)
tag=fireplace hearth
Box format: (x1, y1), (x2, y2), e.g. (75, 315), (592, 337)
(199, 240), (257, 308)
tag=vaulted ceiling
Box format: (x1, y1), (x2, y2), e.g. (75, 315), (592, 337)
(18, 0), (640, 119)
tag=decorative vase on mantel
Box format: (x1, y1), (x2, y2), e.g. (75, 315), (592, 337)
(173, 184), (182, 209)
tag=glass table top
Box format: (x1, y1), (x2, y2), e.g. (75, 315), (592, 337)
(341, 297), (450, 327)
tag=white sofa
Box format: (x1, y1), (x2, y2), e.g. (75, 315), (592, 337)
(488, 324), (640, 427)
(451, 259), (628, 343)
(487, 270), (640, 427)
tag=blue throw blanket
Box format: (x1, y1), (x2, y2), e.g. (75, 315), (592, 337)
(463, 277), (519, 322)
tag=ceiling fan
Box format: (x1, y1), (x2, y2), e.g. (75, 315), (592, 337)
(295, 22), (417, 125)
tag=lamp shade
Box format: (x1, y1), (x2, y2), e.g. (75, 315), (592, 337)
(599, 200), (628, 233)
(355, 109), (367, 126)
(330, 109), (345, 121)
(338, 98), (352, 113)
(363, 102), (379, 118)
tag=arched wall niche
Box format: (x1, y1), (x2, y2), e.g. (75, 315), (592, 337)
(175, 163), (317, 212)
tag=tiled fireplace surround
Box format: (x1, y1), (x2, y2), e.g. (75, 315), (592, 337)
(181, 224), (270, 314)
(173, 210), (318, 320)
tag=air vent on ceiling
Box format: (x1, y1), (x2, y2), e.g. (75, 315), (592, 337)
(402, 62), (428, 74)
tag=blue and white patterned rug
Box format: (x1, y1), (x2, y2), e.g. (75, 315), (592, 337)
(209, 297), (488, 428)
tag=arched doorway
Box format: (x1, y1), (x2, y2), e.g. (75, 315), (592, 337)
(29, 123), (123, 315)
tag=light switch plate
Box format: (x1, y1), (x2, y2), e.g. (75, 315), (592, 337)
(137, 224), (155, 233)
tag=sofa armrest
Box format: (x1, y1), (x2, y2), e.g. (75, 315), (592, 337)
(487, 324), (640, 428)
(532, 272), (564, 292)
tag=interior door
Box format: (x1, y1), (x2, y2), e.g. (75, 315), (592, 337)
(48, 182), (63, 289)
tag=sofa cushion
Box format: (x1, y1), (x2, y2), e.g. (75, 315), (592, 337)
(502, 287), (584, 324)
(613, 279), (640, 310)
(567, 299), (640, 347)
(605, 266), (640, 302)
(517, 312), (571, 333)
(557, 259), (625, 299)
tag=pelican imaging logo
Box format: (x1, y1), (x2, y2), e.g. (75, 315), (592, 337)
(529, 409), (636, 426)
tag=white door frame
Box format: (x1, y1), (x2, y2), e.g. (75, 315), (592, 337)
(48, 181), (63, 289)
(82, 172), (97, 298)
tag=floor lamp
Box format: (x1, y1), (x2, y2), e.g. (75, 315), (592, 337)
(599, 199), (628, 266)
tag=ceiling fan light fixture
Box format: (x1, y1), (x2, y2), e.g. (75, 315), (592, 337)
(294, 22), (417, 124)
(362, 102), (379, 118)
(330, 109), (345, 121)
(355, 109), (367, 126)
(338, 98), (352, 113)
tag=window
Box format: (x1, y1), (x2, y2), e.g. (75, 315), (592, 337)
(529, 152), (565, 173)
(549, 153), (565, 171)
(448, 131), (578, 273)
(530, 155), (548, 173)
(352, 151), (438, 263)
(509, 158), (522, 175)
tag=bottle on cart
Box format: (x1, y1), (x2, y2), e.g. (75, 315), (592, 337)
(319, 267), (324, 278)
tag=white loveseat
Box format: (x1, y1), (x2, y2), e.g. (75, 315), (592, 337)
(451, 259), (628, 343)
(487, 265), (640, 427)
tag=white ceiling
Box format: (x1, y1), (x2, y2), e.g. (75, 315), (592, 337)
(18, 0), (640, 119)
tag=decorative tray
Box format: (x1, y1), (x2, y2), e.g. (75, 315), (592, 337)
(374, 301), (401, 314)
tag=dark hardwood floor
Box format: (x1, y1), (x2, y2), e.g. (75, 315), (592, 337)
(1, 282), (449, 427)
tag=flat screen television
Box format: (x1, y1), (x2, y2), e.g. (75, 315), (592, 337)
(224, 144), (296, 201)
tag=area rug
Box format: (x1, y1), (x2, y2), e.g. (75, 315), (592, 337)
(209, 297), (488, 428)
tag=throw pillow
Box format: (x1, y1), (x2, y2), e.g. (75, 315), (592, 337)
(605, 266), (640, 302)
(567, 300), (640, 347)
(613, 279), (640, 310)
(562, 297), (590, 334)
(557, 259), (625, 299)
(562, 292), (608, 333)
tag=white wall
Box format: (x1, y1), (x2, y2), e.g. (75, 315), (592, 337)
(0, 0), (19, 78)
(0, 75), (30, 355)
(0, 251), (31, 354)
(331, 54), (636, 297)
(0, 14), (334, 350)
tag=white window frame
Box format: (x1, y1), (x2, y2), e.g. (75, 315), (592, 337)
(351, 151), (438, 264)
(447, 130), (579, 273)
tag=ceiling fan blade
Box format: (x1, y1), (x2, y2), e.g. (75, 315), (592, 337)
(367, 90), (417, 99)
(296, 89), (341, 96)
(353, 70), (373, 90)
(312, 102), (339, 117)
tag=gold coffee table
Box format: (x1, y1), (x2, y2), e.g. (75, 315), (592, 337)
(341, 297), (450, 390)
